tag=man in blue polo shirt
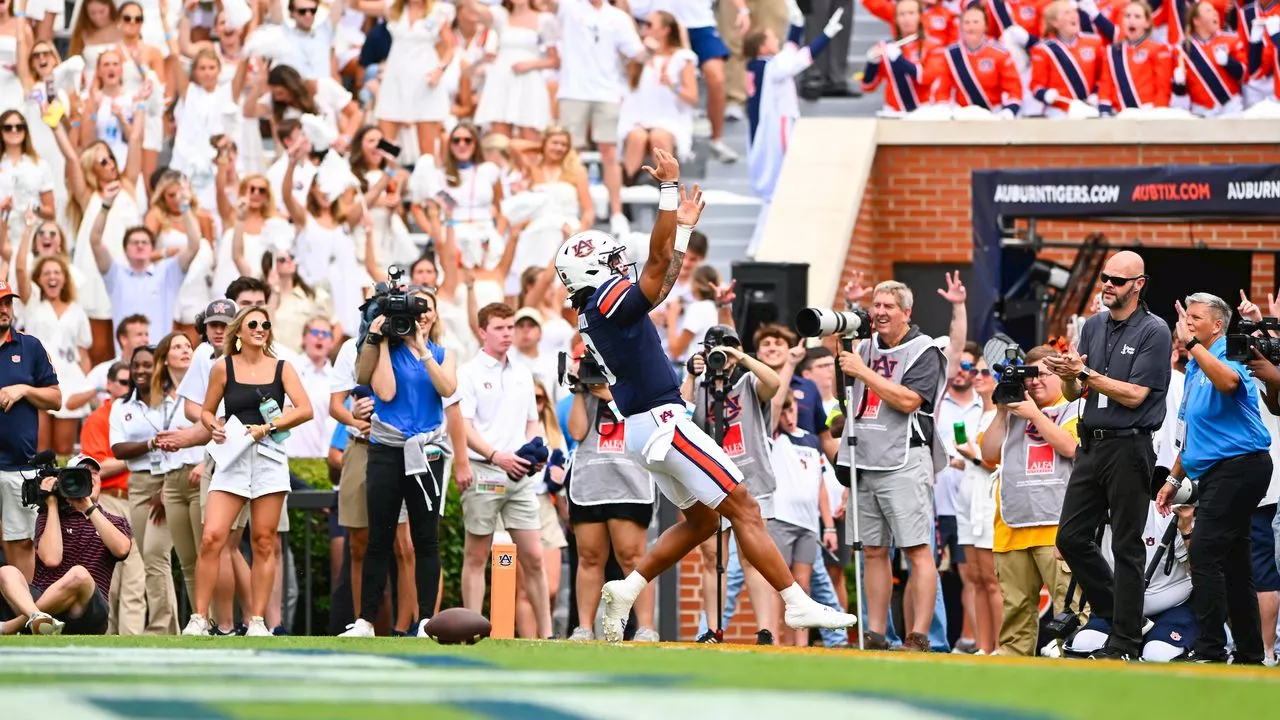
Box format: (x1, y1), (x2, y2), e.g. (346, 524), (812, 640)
(0, 281), (62, 580)
(1158, 292), (1272, 664)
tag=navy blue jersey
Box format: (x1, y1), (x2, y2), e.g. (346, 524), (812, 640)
(579, 275), (684, 416)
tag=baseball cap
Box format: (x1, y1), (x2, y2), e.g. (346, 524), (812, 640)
(0, 281), (16, 302)
(514, 307), (543, 326)
(204, 299), (236, 324)
(68, 454), (101, 470)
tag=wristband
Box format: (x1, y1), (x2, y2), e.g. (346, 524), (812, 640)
(1184, 337), (1200, 351)
(738, 7), (750, 14)
(84, 503), (100, 518)
(485, 450), (496, 463)
(674, 224), (693, 253)
(822, 527), (836, 533)
(658, 182), (678, 211)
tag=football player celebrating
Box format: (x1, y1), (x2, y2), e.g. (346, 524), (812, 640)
(553, 148), (857, 643)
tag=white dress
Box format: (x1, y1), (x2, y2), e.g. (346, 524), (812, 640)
(0, 154), (55, 239)
(212, 216), (292, 295)
(473, 9), (557, 129)
(120, 49), (165, 153)
(376, 1), (456, 123)
(0, 34), (25, 111)
(20, 85), (70, 232)
(157, 226), (214, 325)
(294, 217), (364, 335)
(170, 82), (237, 212)
(505, 180), (579, 295)
(358, 167), (418, 269)
(616, 49), (697, 157)
(78, 42), (117, 90)
(23, 297), (93, 419)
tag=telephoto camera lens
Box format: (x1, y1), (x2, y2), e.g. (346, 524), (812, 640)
(706, 348), (729, 371)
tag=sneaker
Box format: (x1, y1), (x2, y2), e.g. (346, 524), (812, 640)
(783, 601), (858, 630)
(211, 625), (236, 636)
(272, 625), (289, 636)
(893, 632), (930, 653)
(245, 617), (272, 637)
(181, 614), (211, 636)
(1088, 646), (1133, 661)
(568, 626), (595, 642)
(696, 630), (720, 643)
(632, 627), (660, 643)
(609, 213), (630, 238)
(416, 618), (430, 637)
(755, 629), (774, 646)
(1171, 650), (1224, 664)
(234, 624), (248, 636)
(339, 619), (376, 638)
(952, 638), (978, 655)
(26, 612), (63, 636)
(708, 139), (739, 163)
(724, 103), (746, 122)
(600, 579), (638, 644)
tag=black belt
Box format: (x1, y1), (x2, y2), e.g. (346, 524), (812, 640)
(1079, 427), (1151, 441)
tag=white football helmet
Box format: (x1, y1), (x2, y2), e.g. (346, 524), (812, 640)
(554, 230), (633, 294)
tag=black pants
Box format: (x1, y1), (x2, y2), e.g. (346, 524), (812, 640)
(1056, 434), (1155, 654)
(1189, 450), (1272, 662)
(359, 443), (446, 624)
(801, 0), (854, 86)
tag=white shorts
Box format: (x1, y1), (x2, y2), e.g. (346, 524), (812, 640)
(209, 438), (291, 501)
(0, 469), (36, 541)
(955, 464), (996, 550)
(625, 404), (743, 511)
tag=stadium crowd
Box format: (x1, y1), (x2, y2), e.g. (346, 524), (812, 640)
(0, 0), (1274, 667)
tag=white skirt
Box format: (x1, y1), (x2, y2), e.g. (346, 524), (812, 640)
(955, 463), (997, 551)
(209, 436), (291, 500)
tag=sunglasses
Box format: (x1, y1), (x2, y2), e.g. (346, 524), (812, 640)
(1, 123), (25, 132)
(247, 185), (269, 195)
(110, 376), (129, 385)
(98, 156), (113, 167)
(276, 253), (294, 263)
(451, 136), (475, 146)
(535, 395), (548, 403)
(293, 6), (317, 14)
(960, 361), (975, 373)
(32, 49), (53, 58)
(247, 320), (272, 330)
(307, 328), (332, 338)
(1100, 273), (1143, 287)
(36, 228), (59, 237)
(121, 13), (143, 23)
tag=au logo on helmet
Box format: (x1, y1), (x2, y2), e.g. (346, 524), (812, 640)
(572, 238), (595, 258)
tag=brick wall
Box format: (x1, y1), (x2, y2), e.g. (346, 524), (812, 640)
(837, 144), (1280, 305)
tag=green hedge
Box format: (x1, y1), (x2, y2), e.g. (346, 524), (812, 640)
(287, 458), (467, 633)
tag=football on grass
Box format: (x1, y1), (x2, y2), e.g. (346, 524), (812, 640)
(423, 608), (491, 645)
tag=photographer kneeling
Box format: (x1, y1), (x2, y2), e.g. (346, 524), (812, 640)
(979, 345), (1080, 657)
(0, 456), (132, 635)
(1157, 293), (1273, 664)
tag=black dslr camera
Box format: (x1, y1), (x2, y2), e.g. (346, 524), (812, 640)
(20, 451), (93, 507)
(1226, 317), (1280, 364)
(359, 265), (433, 341)
(697, 324), (741, 377)
(993, 347), (1039, 405)
(559, 351), (608, 393)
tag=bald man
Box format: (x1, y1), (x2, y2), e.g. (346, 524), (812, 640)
(1044, 250), (1173, 661)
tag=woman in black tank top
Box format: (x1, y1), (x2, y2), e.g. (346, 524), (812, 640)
(181, 305), (314, 638)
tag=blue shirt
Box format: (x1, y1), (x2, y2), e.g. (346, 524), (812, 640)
(372, 342), (446, 442)
(580, 276), (684, 416)
(556, 394), (577, 454)
(1179, 336), (1271, 478)
(789, 375), (828, 436)
(0, 330), (58, 470)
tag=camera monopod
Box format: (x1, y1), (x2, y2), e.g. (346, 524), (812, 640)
(704, 372), (729, 642)
(833, 334), (865, 650)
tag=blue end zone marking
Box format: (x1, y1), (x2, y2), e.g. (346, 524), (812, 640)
(455, 700), (593, 720)
(90, 699), (232, 719)
(271, 649), (494, 668)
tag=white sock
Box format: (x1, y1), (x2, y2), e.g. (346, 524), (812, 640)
(618, 571), (648, 599)
(779, 583), (808, 607)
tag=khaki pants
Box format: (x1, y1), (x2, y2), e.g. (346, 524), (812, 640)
(717, 0), (789, 105)
(163, 464), (203, 608)
(100, 491), (144, 635)
(994, 545), (1071, 656)
(126, 470), (178, 635)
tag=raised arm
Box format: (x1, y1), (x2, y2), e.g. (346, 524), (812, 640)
(175, 182), (204, 272)
(281, 144), (310, 227)
(635, 149), (703, 307)
(937, 271), (968, 379)
(89, 184), (123, 275)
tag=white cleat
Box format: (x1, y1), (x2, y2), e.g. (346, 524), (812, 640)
(338, 619), (376, 638)
(568, 626), (595, 642)
(26, 612), (63, 635)
(600, 580), (637, 643)
(632, 627), (661, 643)
(784, 602), (858, 630)
(181, 614), (210, 636)
(245, 617), (273, 637)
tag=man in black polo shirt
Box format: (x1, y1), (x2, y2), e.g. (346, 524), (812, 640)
(1045, 251), (1173, 661)
(0, 280), (62, 581)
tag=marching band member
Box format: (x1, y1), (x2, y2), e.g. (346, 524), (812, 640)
(931, 5), (1024, 117)
(1078, 0), (1126, 38)
(1173, 0), (1246, 115)
(862, 0), (958, 46)
(1244, 10), (1280, 107)
(1097, 0), (1174, 113)
(1031, 0), (1106, 116)
(862, 0), (944, 114)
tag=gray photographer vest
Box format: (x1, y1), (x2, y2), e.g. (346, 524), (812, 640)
(693, 372), (775, 499)
(845, 332), (937, 472)
(568, 396), (654, 506)
(998, 398), (1079, 528)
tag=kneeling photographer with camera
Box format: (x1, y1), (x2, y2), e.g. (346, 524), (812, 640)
(978, 345), (1080, 657)
(0, 455), (131, 635)
(683, 324), (785, 644)
(1156, 293), (1273, 664)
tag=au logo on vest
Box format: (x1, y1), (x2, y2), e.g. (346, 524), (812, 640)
(862, 357), (899, 421)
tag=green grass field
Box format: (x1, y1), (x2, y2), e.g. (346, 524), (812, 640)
(0, 635), (1276, 719)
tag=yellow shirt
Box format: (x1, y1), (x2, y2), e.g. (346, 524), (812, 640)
(984, 396), (1080, 553)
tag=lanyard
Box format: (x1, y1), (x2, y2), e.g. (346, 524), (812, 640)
(135, 395), (181, 434)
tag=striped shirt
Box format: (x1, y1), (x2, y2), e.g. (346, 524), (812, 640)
(32, 507), (131, 593)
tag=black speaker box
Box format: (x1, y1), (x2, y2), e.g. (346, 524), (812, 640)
(730, 261), (810, 353)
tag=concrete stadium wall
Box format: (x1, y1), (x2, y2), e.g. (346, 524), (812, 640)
(675, 118), (1280, 644)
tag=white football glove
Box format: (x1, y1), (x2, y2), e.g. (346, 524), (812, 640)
(1173, 64), (1186, 84)
(1213, 46), (1230, 65)
(1078, 0), (1099, 16)
(867, 43), (884, 63)
(1043, 88), (1059, 105)
(884, 41), (902, 61)
(1268, 14), (1280, 36)
(785, 0), (805, 27)
(1003, 23), (1030, 49)
(823, 7), (845, 38)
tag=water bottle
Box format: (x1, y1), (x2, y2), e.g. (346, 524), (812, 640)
(588, 161), (601, 186)
(258, 393), (291, 443)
